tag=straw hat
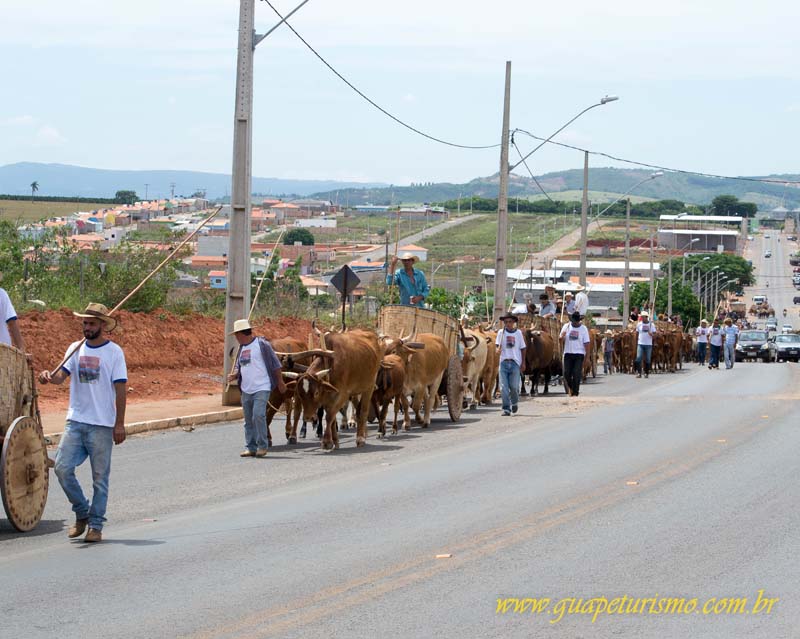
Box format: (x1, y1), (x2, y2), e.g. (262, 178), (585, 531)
(573, 284), (585, 292)
(605, 329), (613, 336)
(398, 252), (419, 263)
(73, 302), (117, 331)
(640, 310), (650, 317)
(564, 291), (573, 297)
(229, 318), (252, 334)
(700, 318), (708, 325)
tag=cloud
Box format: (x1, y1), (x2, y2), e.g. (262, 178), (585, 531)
(402, 93), (416, 103)
(34, 125), (67, 146)
(1, 114), (36, 126)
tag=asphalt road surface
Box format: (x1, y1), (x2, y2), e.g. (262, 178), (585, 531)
(3, 358), (799, 638)
(749, 230), (799, 331)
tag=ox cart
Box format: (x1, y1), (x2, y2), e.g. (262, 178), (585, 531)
(377, 305), (465, 422)
(1, 343), (50, 531)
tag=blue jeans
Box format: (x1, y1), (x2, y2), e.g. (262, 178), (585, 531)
(697, 342), (707, 364)
(636, 344), (653, 374)
(709, 344), (721, 367)
(242, 390), (271, 451)
(499, 360), (521, 412)
(724, 342), (735, 368)
(54, 420), (114, 531)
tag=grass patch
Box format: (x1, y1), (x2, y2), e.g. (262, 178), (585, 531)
(0, 199), (113, 223)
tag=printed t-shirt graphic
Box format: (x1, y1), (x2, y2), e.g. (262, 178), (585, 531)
(78, 355), (101, 383)
(240, 348), (252, 367)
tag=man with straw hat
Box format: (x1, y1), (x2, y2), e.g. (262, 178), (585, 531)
(226, 319), (286, 458)
(695, 319), (709, 365)
(602, 329), (615, 375)
(38, 303), (127, 543)
(495, 312), (526, 416)
(634, 310), (656, 378)
(386, 252), (430, 308)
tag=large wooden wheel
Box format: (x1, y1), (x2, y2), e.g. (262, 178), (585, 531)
(446, 354), (463, 422)
(1, 416), (50, 532)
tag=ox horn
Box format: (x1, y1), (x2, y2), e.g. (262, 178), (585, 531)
(312, 319), (322, 336)
(274, 349), (335, 359)
(315, 368), (331, 380)
(281, 371), (301, 379)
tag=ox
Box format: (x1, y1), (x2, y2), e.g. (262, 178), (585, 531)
(371, 353), (410, 437)
(475, 325), (499, 404)
(461, 328), (488, 410)
(523, 328), (556, 395)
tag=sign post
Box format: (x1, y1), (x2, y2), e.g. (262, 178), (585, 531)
(330, 265), (361, 330)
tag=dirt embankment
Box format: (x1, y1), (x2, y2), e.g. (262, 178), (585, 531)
(19, 310), (314, 411)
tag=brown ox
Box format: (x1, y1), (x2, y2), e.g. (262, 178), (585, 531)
(289, 329), (382, 450)
(523, 328), (556, 395)
(265, 337), (312, 444)
(390, 333), (449, 428)
(461, 328), (488, 410)
(582, 328), (599, 380)
(475, 326), (499, 404)
(371, 354), (410, 437)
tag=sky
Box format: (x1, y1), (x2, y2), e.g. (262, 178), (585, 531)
(1, 0), (799, 188)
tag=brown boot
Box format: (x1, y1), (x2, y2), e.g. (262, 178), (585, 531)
(84, 528), (103, 543)
(68, 518), (89, 539)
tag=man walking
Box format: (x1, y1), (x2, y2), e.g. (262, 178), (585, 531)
(227, 319), (286, 458)
(1, 286), (30, 358)
(695, 319), (709, 365)
(635, 310), (657, 378)
(386, 253), (430, 307)
(602, 330), (615, 374)
(559, 311), (591, 396)
(722, 317), (739, 369)
(708, 318), (723, 369)
(38, 303), (127, 543)
(495, 313), (526, 416)
(574, 285), (589, 319)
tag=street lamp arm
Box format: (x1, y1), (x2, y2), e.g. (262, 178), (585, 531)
(589, 171), (664, 228)
(509, 96), (618, 171)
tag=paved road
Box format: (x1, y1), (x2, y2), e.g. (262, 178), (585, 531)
(3, 360), (799, 638)
(747, 230), (799, 330)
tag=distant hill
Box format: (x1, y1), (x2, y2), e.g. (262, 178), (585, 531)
(310, 168), (800, 210)
(0, 162), (387, 200)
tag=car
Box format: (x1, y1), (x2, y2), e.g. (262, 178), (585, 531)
(773, 333), (800, 362)
(747, 235), (754, 241)
(781, 324), (794, 334)
(788, 235), (798, 241)
(764, 250), (772, 258)
(766, 319), (778, 332)
(795, 296), (800, 304)
(753, 295), (767, 305)
(764, 234), (771, 239)
(735, 330), (770, 362)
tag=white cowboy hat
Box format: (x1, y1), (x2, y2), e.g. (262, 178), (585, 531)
(564, 291), (573, 297)
(640, 310), (650, 317)
(73, 302), (117, 331)
(573, 284), (585, 291)
(398, 252), (419, 263)
(229, 318), (252, 334)
(700, 319), (708, 325)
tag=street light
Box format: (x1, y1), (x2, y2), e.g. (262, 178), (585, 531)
(591, 171), (664, 229)
(680, 238), (701, 284)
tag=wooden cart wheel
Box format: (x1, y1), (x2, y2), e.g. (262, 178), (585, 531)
(446, 354), (463, 422)
(1, 416), (50, 532)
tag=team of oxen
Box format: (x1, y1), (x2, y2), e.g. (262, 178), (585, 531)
(263, 319), (692, 450)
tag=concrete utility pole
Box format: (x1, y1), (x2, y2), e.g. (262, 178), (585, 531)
(222, 0), (256, 405)
(493, 61), (511, 320)
(649, 230), (655, 312)
(579, 151), (589, 286)
(170, 182), (176, 200)
(144, 183), (149, 200)
(667, 256), (673, 317)
(623, 198), (631, 327)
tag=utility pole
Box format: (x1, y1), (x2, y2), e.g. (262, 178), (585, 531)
(649, 230), (655, 313)
(222, 0), (256, 405)
(579, 151), (589, 286)
(170, 182), (176, 200)
(492, 61), (511, 320)
(623, 198), (631, 328)
(144, 183), (149, 201)
(667, 255), (673, 317)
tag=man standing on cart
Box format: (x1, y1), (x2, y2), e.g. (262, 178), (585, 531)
(387, 253), (430, 308)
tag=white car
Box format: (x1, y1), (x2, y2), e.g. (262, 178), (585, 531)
(765, 234), (771, 239)
(782, 324), (794, 334)
(764, 250), (772, 258)
(747, 235), (754, 241)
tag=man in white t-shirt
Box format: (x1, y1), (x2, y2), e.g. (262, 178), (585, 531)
(721, 317), (739, 369)
(559, 311), (591, 396)
(227, 319), (287, 457)
(39, 303), (127, 543)
(635, 311), (657, 378)
(574, 286), (589, 319)
(708, 318), (724, 369)
(495, 313), (526, 416)
(0, 287), (29, 358)
(695, 319), (709, 365)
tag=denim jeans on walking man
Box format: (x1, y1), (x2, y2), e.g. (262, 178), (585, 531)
(709, 344), (721, 368)
(499, 359), (521, 413)
(241, 389), (271, 452)
(724, 341), (736, 369)
(636, 344), (653, 375)
(697, 342), (707, 364)
(54, 420), (114, 531)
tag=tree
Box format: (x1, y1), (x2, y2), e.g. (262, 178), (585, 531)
(115, 190), (138, 205)
(624, 281), (701, 325)
(710, 194), (757, 218)
(283, 228), (315, 246)
(426, 287), (463, 318)
(30, 181), (39, 202)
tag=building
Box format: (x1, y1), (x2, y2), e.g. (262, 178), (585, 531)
(658, 214), (746, 253)
(397, 244), (428, 262)
(550, 259), (662, 279)
(295, 218), (337, 229)
(208, 270), (227, 289)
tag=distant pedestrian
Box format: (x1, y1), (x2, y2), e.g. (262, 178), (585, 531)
(495, 313), (526, 416)
(538, 294), (556, 318)
(635, 311), (657, 378)
(386, 253), (429, 307)
(722, 317), (739, 369)
(574, 285), (589, 319)
(708, 318), (723, 369)
(602, 330), (615, 374)
(227, 319), (287, 458)
(560, 312), (591, 396)
(38, 303), (127, 543)
(695, 319), (709, 364)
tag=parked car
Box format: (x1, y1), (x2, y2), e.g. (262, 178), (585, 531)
(773, 334), (800, 362)
(794, 296), (800, 304)
(766, 318), (778, 332)
(735, 330), (770, 362)
(788, 235), (798, 241)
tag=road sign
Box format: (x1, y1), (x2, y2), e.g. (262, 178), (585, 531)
(330, 265), (360, 297)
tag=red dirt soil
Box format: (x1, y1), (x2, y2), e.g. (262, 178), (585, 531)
(19, 310), (314, 412)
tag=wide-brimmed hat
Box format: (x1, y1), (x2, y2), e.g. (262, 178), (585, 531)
(499, 313), (518, 322)
(640, 310), (650, 317)
(538, 293), (550, 300)
(398, 252), (419, 263)
(229, 318), (252, 334)
(73, 302), (117, 331)
(564, 291), (573, 297)
(570, 311), (581, 322)
(700, 319), (708, 325)
(605, 329), (613, 336)
(573, 284), (585, 291)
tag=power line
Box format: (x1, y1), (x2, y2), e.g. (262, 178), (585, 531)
(511, 136), (554, 202)
(512, 129), (800, 185)
(260, 0), (500, 150)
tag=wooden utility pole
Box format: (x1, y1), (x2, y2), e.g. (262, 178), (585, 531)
(579, 151), (589, 286)
(223, 0), (256, 405)
(623, 198), (631, 327)
(493, 61), (511, 320)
